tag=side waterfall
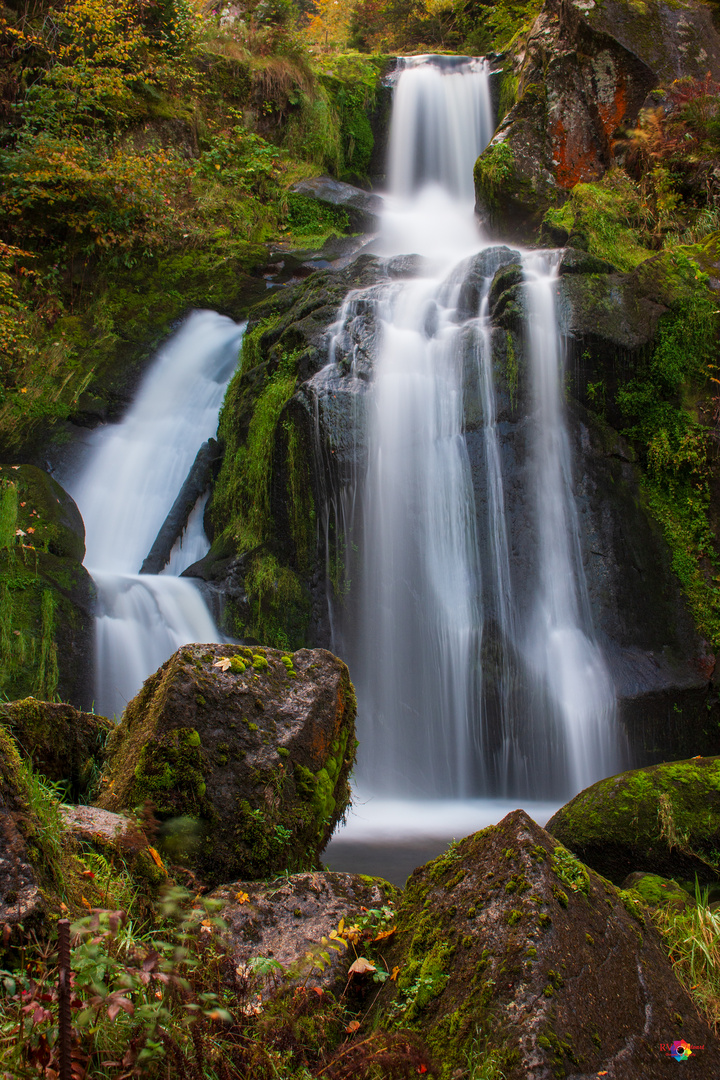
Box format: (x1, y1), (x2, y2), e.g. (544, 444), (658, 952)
(322, 55), (623, 820)
(63, 311), (243, 717)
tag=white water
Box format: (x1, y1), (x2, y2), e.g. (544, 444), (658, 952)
(522, 254), (619, 790)
(64, 311), (244, 717)
(325, 55), (623, 845)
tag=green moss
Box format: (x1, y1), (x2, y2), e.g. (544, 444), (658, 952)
(474, 140), (516, 209)
(507, 909), (522, 926)
(284, 415), (316, 574)
(0, 480), (18, 549)
(504, 330), (518, 409)
(542, 172), (654, 270)
(551, 846), (590, 896)
(132, 727), (207, 816)
(214, 358), (298, 550)
(241, 552), (310, 650)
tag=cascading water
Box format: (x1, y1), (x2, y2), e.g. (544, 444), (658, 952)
(522, 254), (619, 792)
(62, 311), (244, 717)
(325, 55), (624, 867)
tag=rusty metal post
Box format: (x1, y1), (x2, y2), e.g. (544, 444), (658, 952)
(57, 918), (72, 1080)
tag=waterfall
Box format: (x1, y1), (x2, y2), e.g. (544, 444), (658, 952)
(522, 254), (620, 792)
(63, 311), (244, 717)
(323, 54), (624, 827)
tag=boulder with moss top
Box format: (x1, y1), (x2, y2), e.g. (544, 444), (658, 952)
(372, 809), (718, 1079)
(96, 644), (357, 887)
(0, 698), (111, 802)
(546, 756), (720, 888)
(211, 871), (397, 995)
(0, 464), (95, 709)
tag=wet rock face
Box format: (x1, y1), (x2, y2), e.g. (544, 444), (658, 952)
(211, 871), (397, 995)
(96, 644), (357, 886)
(0, 698), (111, 802)
(373, 809), (718, 1079)
(475, 0), (720, 239)
(0, 464), (95, 709)
(546, 756), (720, 887)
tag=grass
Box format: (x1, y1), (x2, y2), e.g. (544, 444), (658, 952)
(654, 884), (720, 1031)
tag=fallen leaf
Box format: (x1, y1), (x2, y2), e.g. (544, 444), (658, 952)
(235, 891), (250, 904)
(148, 847), (165, 870)
(81, 870), (95, 878)
(15, 528), (25, 537)
(348, 957), (376, 976)
(81, 897), (91, 909)
(345, 1019), (361, 1033)
(390, 965), (401, 982)
(19, 502), (25, 507)
(19, 388), (27, 394)
(373, 926), (396, 942)
(213, 657), (233, 671)
(26, 527), (34, 534)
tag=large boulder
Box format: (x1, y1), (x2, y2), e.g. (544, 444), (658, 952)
(373, 809), (718, 1079)
(210, 871), (397, 994)
(96, 644), (357, 886)
(0, 464), (94, 709)
(546, 756), (720, 887)
(0, 698), (111, 801)
(475, 0), (720, 240)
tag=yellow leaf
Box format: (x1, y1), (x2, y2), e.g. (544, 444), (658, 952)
(345, 1019), (361, 1033)
(213, 657), (232, 671)
(81, 896), (91, 909)
(373, 926), (396, 942)
(235, 891), (250, 904)
(390, 965), (400, 982)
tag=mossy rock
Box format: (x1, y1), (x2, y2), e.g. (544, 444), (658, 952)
(622, 871), (694, 911)
(0, 465), (95, 708)
(0, 698), (111, 802)
(96, 643), (357, 886)
(546, 757), (720, 886)
(371, 809), (719, 1079)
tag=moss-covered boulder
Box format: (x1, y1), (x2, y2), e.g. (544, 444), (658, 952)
(0, 725), (45, 942)
(0, 464), (95, 708)
(0, 698), (111, 801)
(96, 643), (357, 886)
(211, 871), (397, 994)
(622, 871), (694, 911)
(372, 809), (718, 1079)
(547, 757), (720, 887)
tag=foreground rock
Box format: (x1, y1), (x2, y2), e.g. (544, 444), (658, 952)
(373, 809), (717, 1079)
(1, 698), (111, 801)
(0, 726), (45, 943)
(547, 757), (720, 887)
(211, 871), (396, 994)
(96, 644), (357, 886)
(0, 464), (94, 708)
